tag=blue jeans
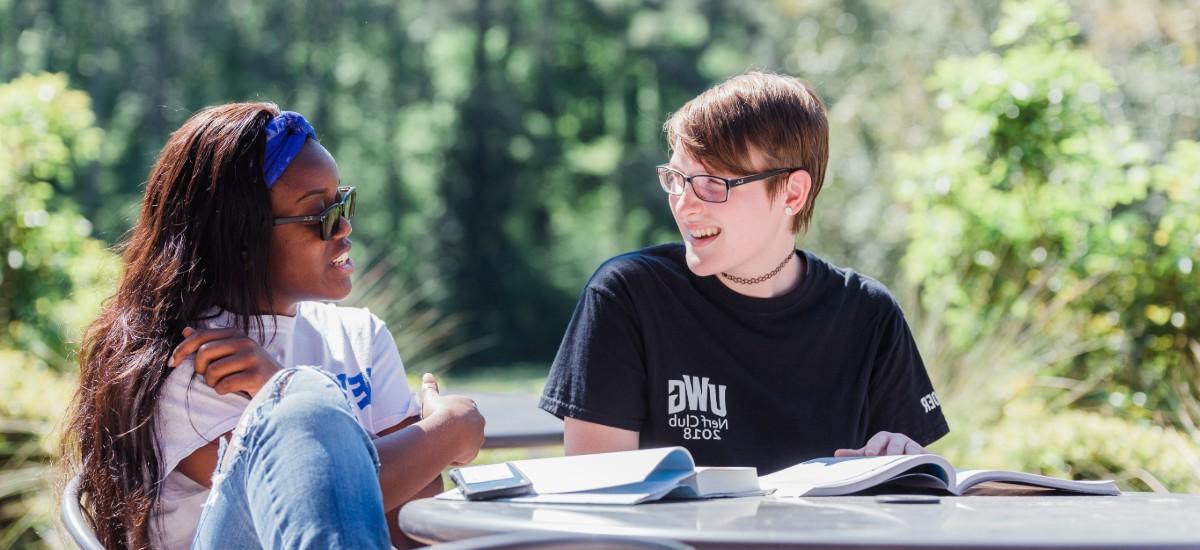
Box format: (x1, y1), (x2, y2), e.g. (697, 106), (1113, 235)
(191, 367), (391, 549)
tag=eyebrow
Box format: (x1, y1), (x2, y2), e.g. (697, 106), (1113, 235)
(668, 164), (705, 176)
(293, 180), (341, 205)
(295, 188), (325, 204)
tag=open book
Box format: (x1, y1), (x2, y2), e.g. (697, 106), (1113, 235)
(761, 454), (1120, 497)
(441, 447), (1118, 504)
(442, 447), (765, 504)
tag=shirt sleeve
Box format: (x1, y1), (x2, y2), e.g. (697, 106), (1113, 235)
(539, 281), (648, 432)
(154, 360), (249, 475)
(365, 313), (421, 434)
(865, 301), (950, 447)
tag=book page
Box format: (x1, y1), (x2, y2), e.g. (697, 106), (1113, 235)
(762, 455), (953, 497)
(665, 466), (765, 498)
(506, 470), (694, 504)
(509, 447), (696, 494)
(955, 469), (1120, 495)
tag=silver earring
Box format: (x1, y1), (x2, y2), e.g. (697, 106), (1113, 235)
(785, 207), (794, 216)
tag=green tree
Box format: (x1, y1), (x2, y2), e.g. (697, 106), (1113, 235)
(0, 72), (120, 365)
(895, 0), (1200, 490)
(0, 72), (119, 548)
(1, 0), (1196, 369)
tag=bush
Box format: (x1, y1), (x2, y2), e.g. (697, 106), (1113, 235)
(0, 72), (118, 548)
(898, 0), (1200, 490)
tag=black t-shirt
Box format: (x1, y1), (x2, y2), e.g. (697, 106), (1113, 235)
(539, 244), (949, 475)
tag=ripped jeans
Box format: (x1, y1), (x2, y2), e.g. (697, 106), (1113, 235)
(191, 367), (391, 549)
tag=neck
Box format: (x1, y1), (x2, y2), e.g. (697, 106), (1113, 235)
(269, 301), (299, 317)
(237, 298), (298, 317)
(718, 247), (804, 298)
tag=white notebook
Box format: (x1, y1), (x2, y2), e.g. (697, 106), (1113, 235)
(440, 447), (1119, 504)
(760, 454), (1120, 497)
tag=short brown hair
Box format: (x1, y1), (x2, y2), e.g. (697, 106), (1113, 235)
(664, 72), (829, 234)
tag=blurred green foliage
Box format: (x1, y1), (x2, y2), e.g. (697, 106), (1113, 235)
(2, 0), (1197, 368)
(0, 73), (120, 364)
(0, 73), (118, 548)
(898, 0), (1200, 491)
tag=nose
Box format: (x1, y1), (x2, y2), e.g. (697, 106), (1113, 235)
(333, 215), (353, 240)
(671, 180), (704, 217)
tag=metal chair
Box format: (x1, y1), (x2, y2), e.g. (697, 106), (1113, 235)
(61, 474), (104, 550)
(430, 532), (694, 550)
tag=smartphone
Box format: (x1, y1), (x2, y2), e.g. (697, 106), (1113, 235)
(449, 463), (534, 501)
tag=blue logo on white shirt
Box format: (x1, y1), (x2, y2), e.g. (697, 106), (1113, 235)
(335, 368), (373, 410)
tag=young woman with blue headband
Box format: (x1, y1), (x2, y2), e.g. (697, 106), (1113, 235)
(61, 103), (484, 549)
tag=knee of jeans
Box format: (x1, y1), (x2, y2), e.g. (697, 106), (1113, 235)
(206, 368), (377, 509)
(243, 366), (346, 421)
(217, 367), (348, 468)
(256, 372), (380, 468)
(268, 365), (339, 399)
(268, 384), (356, 432)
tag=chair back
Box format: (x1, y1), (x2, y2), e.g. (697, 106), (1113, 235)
(61, 474), (105, 550)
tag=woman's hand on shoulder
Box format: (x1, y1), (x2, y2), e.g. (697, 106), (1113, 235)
(834, 431), (925, 457)
(418, 373), (485, 465)
(169, 327), (283, 398)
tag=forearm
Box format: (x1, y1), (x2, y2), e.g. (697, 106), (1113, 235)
(374, 413), (477, 511)
(386, 476), (444, 548)
(564, 417), (638, 455)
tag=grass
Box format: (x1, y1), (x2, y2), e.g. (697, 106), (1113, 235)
(409, 362), (552, 395)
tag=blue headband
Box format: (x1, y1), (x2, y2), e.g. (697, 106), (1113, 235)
(262, 111), (318, 188)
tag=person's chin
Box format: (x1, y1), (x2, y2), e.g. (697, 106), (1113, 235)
(318, 278), (353, 303)
(682, 246), (720, 277)
(333, 281), (353, 301)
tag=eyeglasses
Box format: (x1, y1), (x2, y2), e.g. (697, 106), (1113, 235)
(656, 165), (800, 203)
(273, 186), (356, 240)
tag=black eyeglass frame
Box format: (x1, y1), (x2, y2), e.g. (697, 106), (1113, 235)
(655, 165), (802, 203)
(273, 186), (356, 240)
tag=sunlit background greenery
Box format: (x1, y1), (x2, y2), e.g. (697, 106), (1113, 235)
(2, 0), (1199, 546)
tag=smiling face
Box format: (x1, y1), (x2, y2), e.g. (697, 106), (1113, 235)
(266, 140), (354, 314)
(667, 147), (798, 280)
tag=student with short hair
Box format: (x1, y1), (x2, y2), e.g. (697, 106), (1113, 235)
(539, 72), (948, 474)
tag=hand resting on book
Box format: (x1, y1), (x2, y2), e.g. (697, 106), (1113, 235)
(834, 431), (925, 457)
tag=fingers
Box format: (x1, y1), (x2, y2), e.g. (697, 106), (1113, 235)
(837, 432), (917, 457)
(203, 350), (257, 389)
(844, 432), (902, 458)
(860, 431), (891, 457)
(903, 439), (926, 455)
(170, 327), (242, 367)
(420, 373), (442, 419)
(193, 339), (252, 375)
(211, 370), (257, 397)
(422, 373), (440, 394)
(421, 373), (441, 403)
(885, 435), (909, 456)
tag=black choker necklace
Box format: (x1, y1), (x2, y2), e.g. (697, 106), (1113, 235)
(720, 251), (795, 285)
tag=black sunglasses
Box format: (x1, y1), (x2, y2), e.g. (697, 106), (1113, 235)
(273, 186), (356, 240)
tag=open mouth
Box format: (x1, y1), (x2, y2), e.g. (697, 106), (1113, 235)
(330, 251), (354, 271)
(688, 226), (722, 243)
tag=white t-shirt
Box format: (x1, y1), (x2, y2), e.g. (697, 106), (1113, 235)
(150, 302), (420, 549)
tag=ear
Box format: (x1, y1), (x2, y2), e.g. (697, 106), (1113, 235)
(781, 169), (811, 215)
